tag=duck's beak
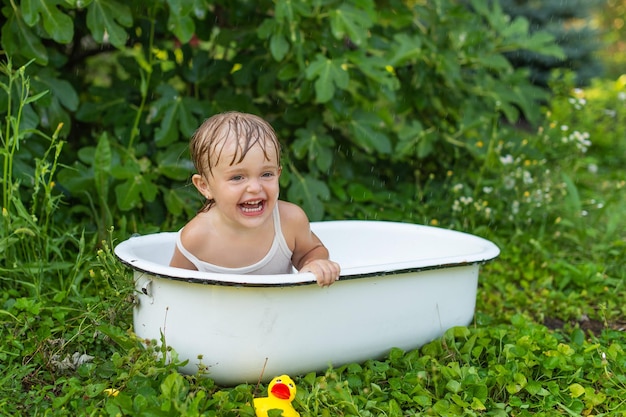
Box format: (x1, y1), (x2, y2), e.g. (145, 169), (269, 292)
(270, 383), (291, 399)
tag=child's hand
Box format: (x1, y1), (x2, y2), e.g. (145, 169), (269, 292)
(300, 259), (341, 287)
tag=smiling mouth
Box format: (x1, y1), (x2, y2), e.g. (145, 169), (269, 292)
(240, 200), (264, 213)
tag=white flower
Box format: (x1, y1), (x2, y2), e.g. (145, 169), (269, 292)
(499, 154), (514, 165)
(575, 137), (591, 153)
(522, 170), (534, 185)
(504, 176), (515, 190)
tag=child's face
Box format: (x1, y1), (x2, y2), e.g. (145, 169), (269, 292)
(193, 135), (281, 228)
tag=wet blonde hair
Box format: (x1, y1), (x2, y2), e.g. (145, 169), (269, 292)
(190, 111), (281, 211)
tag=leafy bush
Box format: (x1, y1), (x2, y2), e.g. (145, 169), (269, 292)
(1, 0), (562, 239)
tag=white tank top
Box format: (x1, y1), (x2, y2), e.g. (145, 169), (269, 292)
(175, 205), (294, 274)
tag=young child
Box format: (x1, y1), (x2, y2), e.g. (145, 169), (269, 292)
(169, 111), (341, 286)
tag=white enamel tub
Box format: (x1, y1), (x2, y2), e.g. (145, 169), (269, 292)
(114, 221), (499, 386)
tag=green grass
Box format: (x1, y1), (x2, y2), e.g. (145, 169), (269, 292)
(1, 68), (625, 415)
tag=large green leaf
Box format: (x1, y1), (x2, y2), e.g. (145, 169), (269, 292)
(348, 53), (400, 93)
(34, 69), (79, 111)
(1, 11), (48, 64)
(168, 13), (195, 44)
(166, 0), (195, 44)
(163, 188), (185, 217)
(292, 126), (335, 173)
(163, 187), (198, 217)
(21, 0), (74, 43)
(349, 111), (392, 154)
(114, 175), (157, 211)
(110, 161), (140, 180)
(395, 120), (425, 158)
(86, 0), (132, 48)
(114, 177), (141, 211)
(274, 0), (311, 24)
(156, 143), (193, 181)
(505, 15), (530, 37)
(305, 55), (349, 103)
(166, 0), (194, 16)
(329, 3), (374, 46)
(270, 34), (290, 61)
(286, 175), (330, 221)
(18, 103), (42, 135)
(274, 0), (295, 24)
(152, 90), (199, 147)
(521, 31), (566, 59)
(38, 94), (72, 135)
(387, 33), (423, 67)
(474, 54), (512, 71)
(154, 103), (180, 147)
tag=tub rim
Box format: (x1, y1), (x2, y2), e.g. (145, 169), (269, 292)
(114, 220), (500, 287)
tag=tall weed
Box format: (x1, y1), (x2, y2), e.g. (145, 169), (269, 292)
(0, 61), (133, 413)
(1, 60), (89, 299)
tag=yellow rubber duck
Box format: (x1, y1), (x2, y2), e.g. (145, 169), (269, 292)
(253, 374), (300, 417)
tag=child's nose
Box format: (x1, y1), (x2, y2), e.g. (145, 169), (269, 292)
(247, 179), (262, 192)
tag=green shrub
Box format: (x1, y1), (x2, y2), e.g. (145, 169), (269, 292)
(1, 0), (563, 239)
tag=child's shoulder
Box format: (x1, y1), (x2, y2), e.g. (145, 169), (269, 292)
(277, 200), (310, 245)
(179, 214), (212, 248)
(277, 200), (308, 223)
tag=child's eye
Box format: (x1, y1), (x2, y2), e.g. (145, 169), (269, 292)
(261, 172), (275, 178)
(230, 175), (244, 181)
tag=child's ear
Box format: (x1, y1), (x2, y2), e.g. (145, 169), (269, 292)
(192, 174), (212, 200)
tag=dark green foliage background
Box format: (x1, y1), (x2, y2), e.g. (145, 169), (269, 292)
(1, 0), (563, 237)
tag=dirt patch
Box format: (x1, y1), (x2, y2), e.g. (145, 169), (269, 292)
(543, 316), (625, 336)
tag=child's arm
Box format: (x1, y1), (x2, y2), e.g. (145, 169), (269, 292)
(296, 236), (341, 287)
(170, 245), (198, 270)
(169, 224), (203, 270)
(283, 202), (340, 286)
